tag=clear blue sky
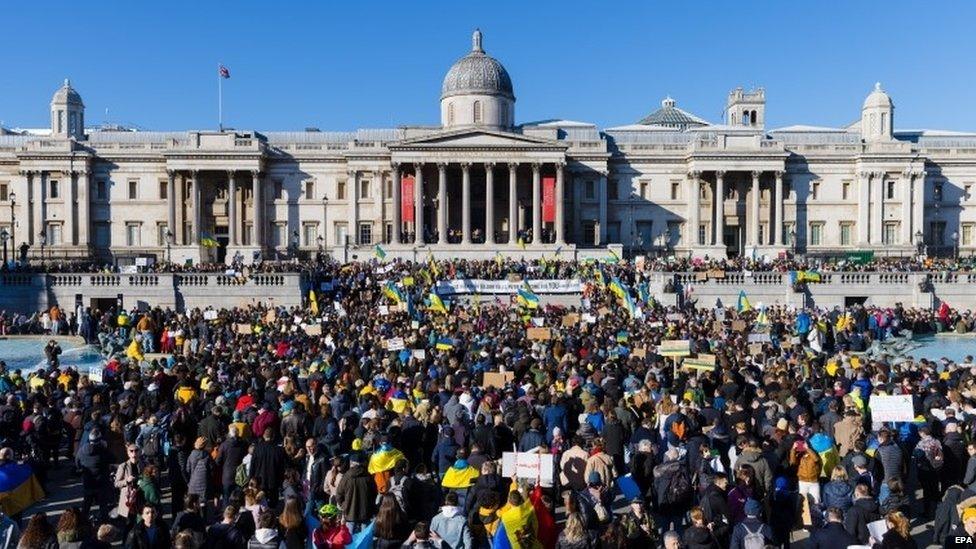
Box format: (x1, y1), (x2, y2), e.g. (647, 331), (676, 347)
(4, 1), (975, 132)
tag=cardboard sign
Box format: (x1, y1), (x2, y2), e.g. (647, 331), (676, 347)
(527, 327), (552, 341)
(412, 349), (426, 360)
(303, 324), (322, 336)
(502, 451), (556, 487)
(598, 307), (610, 316)
(707, 269), (726, 279)
(682, 358), (716, 371)
(666, 313), (682, 321)
(203, 310), (218, 321)
(88, 366), (104, 383)
(732, 320), (747, 332)
(748, 343), (764, 356)
(696, 353), (716, 366)
(265, 310), (277, 323)
(378, 305), (389, 316)
(460, 323), (474, 333)
(658, 340), (691, 357)
(582, 313), (597, 324)
(483, 371), (515, 389)
(869, 395), (915, 422)
(235, 323), (252, 335)
(632, 348), (647, 359)
(695, 272), (708, 282)
(385, 337), (405, 351)
(562, 313), (580, 327)
(712, 321), (725, 333)
(747, 333), (771, 343)
(531, 317), (545, 327)
(648, 321), (663, 328)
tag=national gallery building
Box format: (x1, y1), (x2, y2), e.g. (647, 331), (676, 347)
(1, 30), (975, 263)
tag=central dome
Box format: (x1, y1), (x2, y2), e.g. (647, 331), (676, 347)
(441, 29), (514, 101)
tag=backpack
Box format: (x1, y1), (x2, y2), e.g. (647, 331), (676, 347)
(670, 417), (687, 442)
(662, 466), (693, 506)
(742, 523), (767, 549)
(920, 438), (944, 471)
(234, 462), (249, 487)
(142, 430), (161, 457)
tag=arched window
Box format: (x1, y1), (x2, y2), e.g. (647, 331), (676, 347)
(750, 110), (757, 125)
(473, 100), (482, 124)
(448, 102), (455, 125)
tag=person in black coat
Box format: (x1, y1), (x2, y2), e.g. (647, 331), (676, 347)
(75, 429), (113, 521)
(518, 418), (546, 452)
(125, 504), (172, 549)
(249, 429), (287, 507)
(844, 484), (881, 545)
(301, 439), (330, 502)
(464, 461), (504, 514)
(335, 455), (378, 531)
(628, 440), (656, 498)
(700, 475), (733, 547)
(809, 507), (858, 549)
(943, 423), (968, 488)
(600, 412), (627, 474)
(216, 428), (249, 503)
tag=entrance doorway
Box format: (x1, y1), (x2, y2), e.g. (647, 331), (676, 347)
(90, 298), (116, 314)
(844, 296), (868, 307)
(215, 225), (228, 263)
(724, 225), (742, 257)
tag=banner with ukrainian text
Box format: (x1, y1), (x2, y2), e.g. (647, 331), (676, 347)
(401, 175), (415, 223)
(434, 278), (582, 295)
(542, 175), (556, 223)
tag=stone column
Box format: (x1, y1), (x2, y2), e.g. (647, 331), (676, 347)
(871, 171), (884, 245)
(191, 171), (201, 245)
(857, 171), (870, 245)
(167, 171), (177, 247)
(347, 170), (358, 245)
(461, 163), (471, 244)
(598, 171), (608, 245)
(774, 171), (784, 246)
(65, 171), (76, 246)
(714, 171), (725, 246)
(531, 163), (541, 244)
(688, 171), (701, 246)
(251, 171), (262, 249)
(572, 172), (582, 244)
(901, 169), (913, 245)
(374, 170), (384, 243)
(437, 163), (447, 245)
(485, 163), (495, 244)
(33, 171), (44, 245)
(77, 169), (89, 248)
(555, 162), (565, 245)
(913, 170), (925, 245)
(414, 164), (425, 245)
(750, 171), (761, 246)
(508, 163), (518, 244)
(391, 164), (402, 244)
(228, 171), (238, 246)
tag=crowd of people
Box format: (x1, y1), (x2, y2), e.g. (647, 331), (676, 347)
(0, 255), (975, 548)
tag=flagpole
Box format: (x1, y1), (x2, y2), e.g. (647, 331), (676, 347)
(218, 63), (223, 132)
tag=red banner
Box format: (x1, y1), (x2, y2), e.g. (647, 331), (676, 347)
(542, 176), (556, 223)
(401, 175), (415, 223)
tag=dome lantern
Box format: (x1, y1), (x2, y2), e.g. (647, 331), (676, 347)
(50, 78), (85, 139)
(440, 29), (515, 130)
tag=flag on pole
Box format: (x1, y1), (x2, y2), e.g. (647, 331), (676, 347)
(374, 245), (387, 261)
(517, 236), (526, 250)
(308, 290), (319, 315)
(737, 290), (753, 313)
(427, 293), (448, 314)
(218, 64), (230, 78)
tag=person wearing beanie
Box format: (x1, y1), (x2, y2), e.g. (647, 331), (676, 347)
(730, 498), (773, 549)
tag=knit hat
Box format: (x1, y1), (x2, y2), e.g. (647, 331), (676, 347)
(963, 507), (976, 522)
(744, 498), (762, 517)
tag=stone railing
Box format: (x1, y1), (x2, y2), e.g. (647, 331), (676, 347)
(0, 272), (306, 313)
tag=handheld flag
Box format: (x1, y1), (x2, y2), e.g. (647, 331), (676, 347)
(495, 251), (504, 267)
(435, 337), (456, 350)
(517, 236), (526, 250)
(427, 293), (448, 314)
(515, 281), (540, 310)
(756, 305), (768, 327)
(200, 235), (219, 248)
(0, 461), (44, 515)
(309, 290), (319, 315)
(374, 245), (387, 261)
(382, 282), (404, 305)
(736, 290), (752, 313)
(607, 248), (621, 263)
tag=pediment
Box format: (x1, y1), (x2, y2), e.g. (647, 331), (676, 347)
(391, 128), (564, 150)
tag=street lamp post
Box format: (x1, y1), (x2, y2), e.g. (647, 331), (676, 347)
(291, 230), (299, 259)
(39, 231), (47, 264)
(165, 229), (174, 264)
(8, 192), (15, 252)
(952, 231), (959, 260)
(316, 235), (324, 262)
(790, 229), (797, 256)
(915, 230), (925, 258)
(0, 229), (8, 265)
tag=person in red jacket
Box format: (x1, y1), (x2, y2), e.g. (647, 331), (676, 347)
(312, 504), (352, 549)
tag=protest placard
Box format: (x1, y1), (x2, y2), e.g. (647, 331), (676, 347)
(88, 366), (104, 383)
(531, 317), (545, 327)
(732, 320), (747, 332)
(695, 272), (708, 282)
(385, 337), (405, 351)
(682, 358), (716, 371)
(658, 340), (691, 357)
(412, 349), (426, 360)
(747, 333), (772, 343)
(483, 371), (515, 389)
(697, 353), (717, 365)
(527, 327), (552, 341)
(582, 313), (597, 324)
(666, 313), (682, 321)
(712, 321), (725, 333)
(632, 348), (647, 359)
(707, 269), (726, 279)
(502, 452), (556, 487)
(378, 305), (389, 316)
(869, 395), (915, 422)
(562, 313), (580, 327)
(265, 309), (277, 323)
(748, 343), (764, 356)
(303, 324), (322, 336)
(203, 310), (218, 321)
(235, 323), (252, 335)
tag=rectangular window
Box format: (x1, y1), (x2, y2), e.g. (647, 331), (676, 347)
(128, 180), (138, 200)
(125, 223), (141, 247)
(886, 181), (895, 200)
(585, 181), (595, 200)
(47, 223), (62, 246)
(183, 223), (193, 245)
(49, 180), (60, 199)
(842, 181), (851, 200)
(759, 223), (767, 245)
(930, 221), (946, 246)
(385, 179), (393, 200)
(302, 223), (318, 247)
(639, 181), (648, 199)
(809, 223), (823, 246)
(583, 221), (596, 245)
(811, 181), (820, 200)
(272, 224), (286, 247)
(670, 181), (680, 200)
(0, 183), (7, 202)
(385, 223), (393, 244)
(159, 181), (168, 200)
(335, 222), (349, 245)
(934, 182), (944, 202)
(698, 224), (707, 246)
(883, 222), (898, 245)
(608, 180), (618, 201)
(358, 222), (372, 245)
(963, 223), (975, 247)
(784, 223), (795, 245)
(157, 223), (169, 246)
(337, 180), (347, 200)
(304, 181), (315, 201)
(840, 222), (853, 246)
(360, 179), (371, 200)
(273, 180), (283, 200)
(96, 181), (107, 200)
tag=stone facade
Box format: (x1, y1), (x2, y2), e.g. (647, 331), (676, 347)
(1, 32), (976, 263)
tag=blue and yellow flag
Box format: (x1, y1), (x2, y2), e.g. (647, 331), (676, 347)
(200, 235), (219, 248)
(374, 245), (387, 260)
(383, 282), (404, 305)
(0, 462), (44, 515)
(516, 281), (540, 310)
(737, 290), (752, 313)
(309, 290), (319, 315)
(427, 252), (441, 277)
(607, 248), (621, 263)
(517, 236), (526, 250)
(435, 337), (456, 350)
(367, 445), (406, 475)
(608, 277), (627, 301)
(427, 293), (448, 314)
(495, 251), (504, 267)
(756, 305), (768, 326)
(441, 460), (480, 489)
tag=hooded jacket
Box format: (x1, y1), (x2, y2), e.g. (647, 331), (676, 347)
(844, 497), (880, 544)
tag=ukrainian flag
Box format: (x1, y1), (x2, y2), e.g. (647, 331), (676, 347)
(737, 290), (752, 313)
(756, 305), (768, 326)
(0, 461), (44, 515)
(441, 459), (480, 489)
(608, 277), (627, 300)
(427, 252), (441, 277)
(406, 293), (422, 321)
(427, 293), (448, 314)
(367, 444), (406, 475)
(797, 270), (822, 283)
(309, 290), (319, 315)
(374, 245), (387, 260)
(383, 282), (404, 305)
(623, 292), (638, 319)
(495, 251), (504, 267)
(435, 337), (456, 351)
(200, 234), (219, 248)
(516, 282), (540, 310)
(517, 236), (526, 250)
(607, 248), (621, 263)
(385, 389), (412, 414)
(638, 282), (651, 305)
(493, 494), (541, 549)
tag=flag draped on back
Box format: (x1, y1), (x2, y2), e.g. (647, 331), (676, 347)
(0, 461), (44, 516)
(493, 495), (541, 549)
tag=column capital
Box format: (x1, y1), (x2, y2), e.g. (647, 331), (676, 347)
(436, 162), (448, 170)
(227, 169), (236, 179)
(554, 161), (566, 169)
(774, 170), (784, 179)
(714, 170), (726, 179)
(460, 162), (472, 170)
(751, 170), (763, 179)
(251, 169), (260, 177)
(390, 161), (401, 169)
(873, 170), (885, 179)
(346, 169), (357, 177)
(507, 162), (518, 171)
(484, 161), (496, 170)
(531, 162), (541, 172)
(688, 170), (702, 180)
